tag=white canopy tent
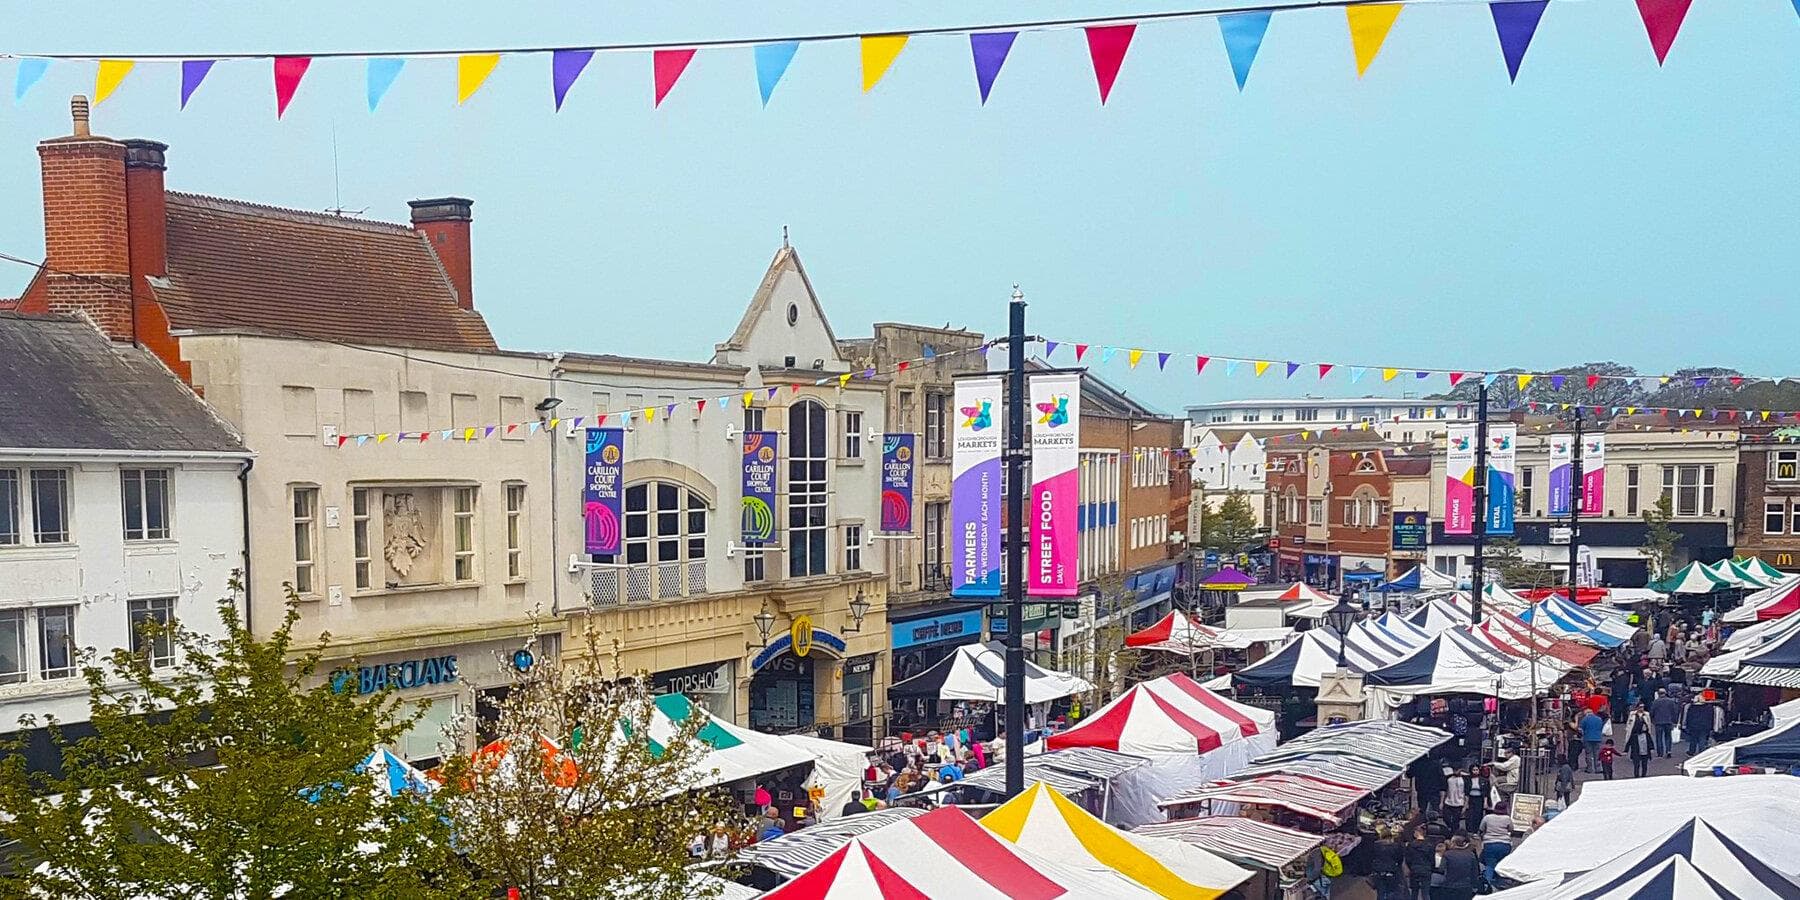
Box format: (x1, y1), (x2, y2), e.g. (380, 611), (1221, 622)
(888, 640), (1093, 705)
(1491, 818), (1800, 900)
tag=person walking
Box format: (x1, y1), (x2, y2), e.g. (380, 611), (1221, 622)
(1554, 760), (1575, 806)
(1367, 826), (1406, 900)
(1649, 689), (1681, 759)
(1404, 825), (1436, 900)
(1478, 803), (1514, 890)
(1626, 706), (1655, 778)
(1579, 707), (1606, 774)
(1441, 767), (1468, 834)
(1683, 696), (1715, 755)
(1436, 834), (1480, 900)
(1598, 738), (1616, 780)
(1648, 634), (1667, 667)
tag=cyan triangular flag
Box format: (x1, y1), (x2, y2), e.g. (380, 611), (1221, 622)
(366, 58), (405, 111)
(1349, 366), (1366, 384)
(1224, 359), (1241, 377)
(755, 42), (799, 106)
(15, 59), (49, 103)
(1482, 373), (1500, 387)
(1218, 11), (1273, 91)
(1101, 347), (1117, 365)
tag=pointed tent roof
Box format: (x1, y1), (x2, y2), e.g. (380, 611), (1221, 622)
(1410, 597), (1473, 635)
(1276, 582), (1334, 603)
(1375, 564), (1458, 592)
(1475, 611), (1599, 668)
(1706, 559), (1781, 589)
(1702, 612), (1800, 679)
(1733, 624), (1800, 688)
(1683, 713), (1800, 774)
(1536, 594), (1636, 642)
(1654, 561), (1734, 594)
(1743, 557), (1790, 583)
(1374, 612), (1434, 645)
(1125, 612), (1256, 652)
(1722, 576), (1800, 624)
(1520, 601), (1628, 649)
(1230, 628), (1399, 688)
(1198, 567), (1255, 589)
(1047, 672), (1275, 757)
(1493, 818), (1800, 900)
(888, 640), (1093, 704)
(358, 747), (433, 797)
(980, 782), (1253, 898)
(1363, 628), (1516, 695)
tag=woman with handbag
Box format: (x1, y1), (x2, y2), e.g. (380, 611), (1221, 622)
(1626, 704), (1655, 778)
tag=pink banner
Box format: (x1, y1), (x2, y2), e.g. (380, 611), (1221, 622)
(1444, 424), (1475, 535)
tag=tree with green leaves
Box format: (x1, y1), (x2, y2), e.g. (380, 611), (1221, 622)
(1641, 495), (1680, 582)
(0, 584), (471, 900)
(1430, 361), (1646, 415)
(1199, 490), (1262, 554)
(1483, 537), (1558, 589)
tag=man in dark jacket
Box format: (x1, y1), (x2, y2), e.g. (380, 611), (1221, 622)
(1649, 689), (1681, 758)
(1438, 834), (1482, 900)
(1409, 756), (1446, 816)
(1683, 698), (1715, 755)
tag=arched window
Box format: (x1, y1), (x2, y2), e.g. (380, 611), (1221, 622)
(788, 400), (828, 577)
(623, 481), (708, 565)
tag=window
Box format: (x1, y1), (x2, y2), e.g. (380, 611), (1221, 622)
(0, 611), (22, 684)
(1662, 465), (1715, 518)
(128, 597), (175, 669)
(1308, 499), (1324, 525)
(352, 488), (372, 590)
(121, 468), (172, 541)
(505, 483), (526, 579)
(452, 487), (476, 581)
(292, 486), (319, 594)
(1209, 412), (1227, 424)
(1271, 411), (1285, 422)
(897, 390), (915, 432)
(38, 605), (75, 680)
(1626, 465), (1640, 516)
(1772, 450), (1800, 482)
(1241, 412), (1260, 423)
(0, 470), (17, 545)
(1296, 408), (1319, 422)
(788, 401), (829, 577)
(1767, 500), (1787, 535)
(924, 501), (947, 580)
(844, 524), (863, 571)
(743, 548), (766, 582)
(744, 405), (765, 433)
(1434, 555), (1460, 576)
(1520, 466), (1535, 515)
(624, 481), (708, 565)
(843, 411), (862, 459)
(924, 392), (949, 459)
(30, 470), (69, 544)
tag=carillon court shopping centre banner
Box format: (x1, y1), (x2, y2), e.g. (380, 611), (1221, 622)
(583, 428), (625, 556)
(880, 434), (915, 534)
(1028, 373), (1080, 598)
(951, 376), (1003, 598)
(741, 431), (779, 544)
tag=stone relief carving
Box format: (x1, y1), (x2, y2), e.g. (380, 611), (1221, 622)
(383, 492), (429, 578)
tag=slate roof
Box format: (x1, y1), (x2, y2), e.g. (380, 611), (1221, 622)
(148, 193), (496, 353)
(0, 313), (246, 453)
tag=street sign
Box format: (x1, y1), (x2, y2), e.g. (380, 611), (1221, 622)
(1549, 526), (1572, 545)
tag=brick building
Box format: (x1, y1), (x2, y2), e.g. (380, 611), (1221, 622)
(1267, 440), (1429, 588)
(1735, 427), (1800, 573)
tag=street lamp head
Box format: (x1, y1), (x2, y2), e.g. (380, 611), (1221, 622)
(1324, 596), (1359, 637)
(848, 589), (871, 626)
(752, 604), (777, 646)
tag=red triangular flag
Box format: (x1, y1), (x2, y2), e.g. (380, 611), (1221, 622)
(1635, 0), (1693, 65)
(1449, 372), (1465, 387)
(791, 384), (802, 395)
(897, 360), (910, 372)
(1317, 363), (1334, 379)
(653, 49), (696, 107)
(696, 398), (707, 413)
(595, 414), (608, 426)
(336, 434), (349, 447)
(1196, 356), (1210, 374)
(1586, 373), (1600, 390)
(273, 56), (311, 118)
(1074, 344), (1088, 361)
(1084, 24), (1137, 104)
(1729, 376), (1743, 387)
(506, 423), (518, 434)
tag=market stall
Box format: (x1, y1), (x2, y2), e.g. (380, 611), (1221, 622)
(1491, 818), (1800, 899)
(1683, 712), (1800, 774)
(1373, 564), (1458, 593)
(886, 640), (1093, 705)
(1722, 577), (1800, 624)
(1652, 561), (1734, 595)
(1132, 817), (1324, 900)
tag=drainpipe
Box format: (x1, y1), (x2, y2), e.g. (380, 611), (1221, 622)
(237, 456), (254, 634)
(548, 355), (565, 617)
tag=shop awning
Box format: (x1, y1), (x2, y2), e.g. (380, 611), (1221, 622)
(1131, 817), (1322, 871)
(1155, 774), (1368, 824)
(887, 640), (1093, 704)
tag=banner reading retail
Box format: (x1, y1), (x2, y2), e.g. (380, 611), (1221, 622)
(880, 433), (915, 533)
(583, 428), (625, 555)
(741, 431), (779, 544)
(951, 376), (1003, 597)
(1582, 435), (1605, 515)
(1444, 424), (1476, 535)
(1548, 435), (1573, 517)
(1028, 372), (1081, 597)
(1486, 424), (1517, 535)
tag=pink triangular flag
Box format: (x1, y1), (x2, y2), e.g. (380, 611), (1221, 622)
(273, 56), (311, 118)
(1636, 0), (1693, 65)
(1317, 363), (1334, 379)
(1084, 24), (1137, 104)
(653, 49), (697, 107)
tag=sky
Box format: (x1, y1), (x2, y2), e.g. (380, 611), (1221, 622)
(2, 0), (1797, 415)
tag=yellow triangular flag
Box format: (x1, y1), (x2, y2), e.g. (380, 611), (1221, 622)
(1128, 350), (1144, 369)
(1692, 409), (1701, 418)
(463, 427), (476, 441)
(1347, 5), (1404, 77)
(1626, 407), (1637, 415)
(95, 60), (136, 104)
(1301, 430), (1311, 439)
(376, 433), (390, 444)
(861, 35), (910, 92)
(1560, 403), (1570, 411)
(1763, 411), (1772, 421)
(1253, 360), (1271, 376)
(548, 417), (560, 429)
(457, 54), (501, 104)
(1517, 374), (1535, 390)
(838, 372), (853, 387)
(1382, 368), (1398, 382)
(743, 391), (754, 408)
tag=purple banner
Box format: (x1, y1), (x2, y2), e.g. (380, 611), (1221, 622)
(1548, 435), (1573, 517)
(742, 431), (778, 544)
(880, 433), (915, 533)
(951, 377), (1003, 597)
(583, 428), (624, 556)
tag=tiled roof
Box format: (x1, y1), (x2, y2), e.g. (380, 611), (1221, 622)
(0, 312), (245, 453)
(149, 193), (496, 353)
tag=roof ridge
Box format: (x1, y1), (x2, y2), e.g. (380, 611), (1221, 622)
(165, 191), (419, 236)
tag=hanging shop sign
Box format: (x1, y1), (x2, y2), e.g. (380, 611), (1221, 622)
(742, 431), (779, 543)
(880, 433), (915, 533)
(890, 609), (984, 650)
(651, 661), (734, 698)
(583, 427), (625, 555)
(951, 376), (1003, 597)
(1487, 424), (1517, 535)
(1028, 371), (1081, 597)
(1391, 511), (1429, 550)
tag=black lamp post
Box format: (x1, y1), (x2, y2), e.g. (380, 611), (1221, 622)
(1325, 592), (1359, 670)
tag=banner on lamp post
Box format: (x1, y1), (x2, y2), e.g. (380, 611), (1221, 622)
(741, 431), (778, 544)
(1444, 424), (1476, 535)
(583, 428), (625, 555)
(880, 433), (915, 533)
(1548, 435), (1573, 517)
(1028, 372), (1080, 597)
(1486, 424), (1517, 535)
(951, 376), (1003, 597)
(1581, 435), (1605, 515)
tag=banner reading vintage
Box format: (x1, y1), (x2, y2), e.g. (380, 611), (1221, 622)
(1027, 373), (1081, 597)
(583, 428), (625, 555)
(1444, 424), (1476, 535)
(1548, 435), (1574, 517)
(741, 431), (779, 544)
(1486, 424), (1517, 535)
(880, 433), (915, 533)
(950, 376), (1003, 597)
(1582, 435), (1606, 515)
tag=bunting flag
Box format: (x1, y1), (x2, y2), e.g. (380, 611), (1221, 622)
(1490, 1), (1549, 81)
(1318, 363), (1334, 379)
(1084, 24), (1136, 103)
(1285, 361), (1301, 378)
(1586, 373), (1600, 389)
(969, 32), (1018, 104)
(1636, 0), (1694, 65)
(95, 59), (135, 104)
(1382, 367), (1398, 381)
(180, 60), (216, 109)
(1043, 340), (1059, 357)
(1101, 347), (1117, 365)
(1449, 372), (1465, 386)
(861, 34), (910, 92)
(1218, 11), (1273, 91)
(1156, 352), (1170, 370)
(654, 49), (697, 107)
(1074, 344), (1088, 361)
(552, 50), (594, 110)
(1196, 356), (1209, 373)
(1253, 360), (1271, 376)
(754, 41), (799, 105)
(1224, 360), (1241, 377)
(1347, 5), (1404, 76)
(367, 58), (405, 111)
(273, 56), (311, 118)
(15, 58), (49, 103)
(457, 54), (501, 104)
(1350, 367), (1366, 383)
(1517, 373), (1536, 390)
(1128, 349), (1144, 368)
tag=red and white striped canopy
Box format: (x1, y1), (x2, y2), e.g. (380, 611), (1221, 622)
(1124, 613), (1263, 652)
(760, 805), (1157, 898)
(1046, 673), (1276, 757)
(1276, 582), (1334, 604)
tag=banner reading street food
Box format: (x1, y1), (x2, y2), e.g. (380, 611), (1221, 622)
(741, 431), (778, 544)
(951, 376), (1003, 597)
(1486, 424), (1517, 535)
(1549, 435), (1574, 517)
(1028, 372), (1081, 597)
(1582, 435), (1606, 516)
(880, 433), (915, 533)
(583, 428), (625, 555)
(1444, 424), (1476, 535)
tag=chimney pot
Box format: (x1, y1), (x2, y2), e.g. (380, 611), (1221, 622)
(123, 138), (168, 171)
(71, 95), (91, 137)
(408, 197), (473, 224)
(409, 197), (475, 311)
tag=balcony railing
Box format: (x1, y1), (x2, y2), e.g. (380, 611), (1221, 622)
(584, 560), (709, 607)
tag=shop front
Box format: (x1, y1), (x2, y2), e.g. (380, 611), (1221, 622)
(1277, 547), (1303, 583)
(889, 606), (985, 685)
(650, 660), (738, 722)
(841, 653), (879, 744)
(748, 618), (848, 735)
(989, 603), (1067, 667)
(1302, 552), (1340, 590)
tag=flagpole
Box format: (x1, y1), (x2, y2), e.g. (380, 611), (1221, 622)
(1568, 407), (1584, 596)
(1003, 284), (1028, 799)
(1471, 381), (1489, 624)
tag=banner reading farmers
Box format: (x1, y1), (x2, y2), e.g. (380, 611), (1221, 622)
(1028, 372), (1081, 597)
(951, 376), (1003, 597)
(1582, 435), (1606, 516)
(741, 431), (778, 544)
(1486, 424), (1517, 535)
(1444, 424), (1476, 535)
(880, 433), (915, 533)
(583, 428), (625, 555)
(1548, 435), (1574, 517)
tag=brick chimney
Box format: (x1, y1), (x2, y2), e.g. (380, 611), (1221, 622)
(409, 197), (474, 310)
(35, 95), (133, 339)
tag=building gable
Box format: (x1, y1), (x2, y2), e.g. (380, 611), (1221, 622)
(713, 246), (848, 373)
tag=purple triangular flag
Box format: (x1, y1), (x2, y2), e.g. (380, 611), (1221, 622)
(1489, 1), (1548, 82)
(1551, 374), (1565, 390)
(969, 32), (1018, 104)
(552, 49), (595, 111)
(181, 60), (216, 109)
(1157, 352), (1170, 370)
(1694, 376), (1709, 387)
(1044, 340), (1059, 357)
(1285, 361), (1301, 378)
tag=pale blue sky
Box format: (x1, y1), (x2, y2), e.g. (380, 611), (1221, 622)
(2, 0), (1796, 413)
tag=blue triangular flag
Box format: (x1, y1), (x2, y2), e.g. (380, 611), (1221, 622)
(1044, 340), (1059, 357)
(1218, 11), (1273, 91)
(1157, 352), (1170, 370)
(755, 42), (799, 106)
(1349, 366), (1366, 383)
(367, 58), (405, 112)
(180, 60), (215, 109)
(1285, 361), (1301, 379)
(1489, 1), (1549, 82)
(15, 59), (49, 103)
(969, 32), (1018, 104)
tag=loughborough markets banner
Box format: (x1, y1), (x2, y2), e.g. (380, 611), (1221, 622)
(741, 431), (778, 544)
(1028, 372), (1080, 597)
(1486, 424), (1517, 536)
(1582, 436), (1606, 516)
(880, 433), (915, 533)
(951, 376), (1002, 597)
(1548, 435), (1574, 517)
(1444, 424), (1476, 535)
(583, 428), (625, 555)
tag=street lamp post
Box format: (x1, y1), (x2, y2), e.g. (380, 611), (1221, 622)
(1325, 592), (1359, 670)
